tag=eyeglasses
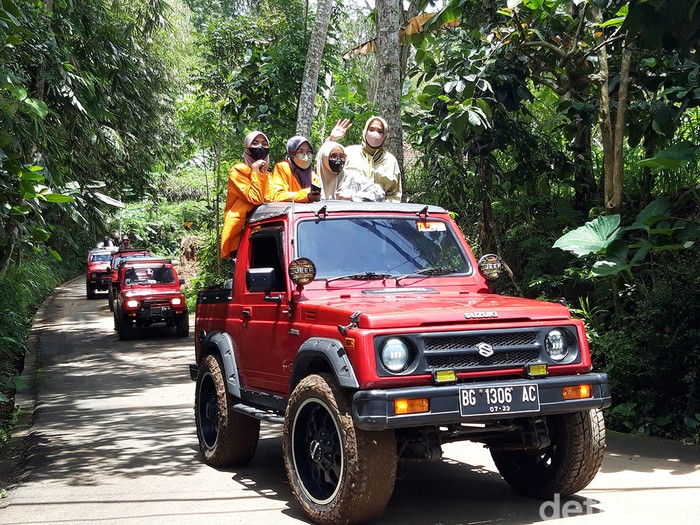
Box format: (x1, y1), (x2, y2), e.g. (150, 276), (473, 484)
(330, 154), (347, 161)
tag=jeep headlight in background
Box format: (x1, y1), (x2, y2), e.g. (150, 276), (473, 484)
(171, 297), (182, 306)
(381, 337), (411, 372)
(126, 299), (140, 309)
(545, 329), (570, 362)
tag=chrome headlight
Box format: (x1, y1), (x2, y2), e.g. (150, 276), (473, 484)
(126, 299), (140, 308)
(381, 338), (411, 372)
(545, 329), (570, 362)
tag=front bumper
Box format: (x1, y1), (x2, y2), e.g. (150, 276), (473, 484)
(87, 276), (110, 289)
(352, 373), (610, 431)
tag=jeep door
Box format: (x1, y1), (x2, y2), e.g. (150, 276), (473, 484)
(238, 224), (296, 395)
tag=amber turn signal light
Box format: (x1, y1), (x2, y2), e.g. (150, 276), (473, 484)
(562, 384), (592, 400)
(394, 398), (429, 415)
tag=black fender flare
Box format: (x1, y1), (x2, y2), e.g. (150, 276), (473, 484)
(290, 337), (359, 390)
(200, 330), (241, 398)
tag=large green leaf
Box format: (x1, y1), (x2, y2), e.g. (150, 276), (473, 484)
(634, 197), (671, 227)
(553, 215), (622, 257)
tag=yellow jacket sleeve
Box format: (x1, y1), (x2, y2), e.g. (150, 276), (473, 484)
(268, 161), (312, 202)
(220, 163), (270, 258)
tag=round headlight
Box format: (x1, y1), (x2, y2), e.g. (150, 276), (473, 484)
(171, 297), (182, 306)
(91, 272), (97, 278)
(381, 338), (411, 372)
(545, 329), (569, 362)
(126, 299), (140, 308)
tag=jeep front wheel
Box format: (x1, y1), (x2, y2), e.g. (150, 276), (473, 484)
(118, 316), (134, 340)
(491, 408), (606, 498)
(284, 373), (397, 525)
(175, 312), (189, 337)
(195, 354), (259, 467)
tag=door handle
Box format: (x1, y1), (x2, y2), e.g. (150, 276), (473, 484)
(242, 308), (251, 319)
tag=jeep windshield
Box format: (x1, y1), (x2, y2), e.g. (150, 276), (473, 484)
(296, 216), (471, 280)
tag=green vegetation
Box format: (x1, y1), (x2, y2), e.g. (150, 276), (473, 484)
(1, 0), (699, 445)
(0, 255), (80, 447)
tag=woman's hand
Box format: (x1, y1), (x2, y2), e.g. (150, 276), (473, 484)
(251, 159), (268, 173)
(329, 118), (352, 141)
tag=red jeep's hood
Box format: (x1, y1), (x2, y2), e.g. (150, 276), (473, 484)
(122, 286), (182, 301)
(303, 290), (570, 329)
(87, 262), (110, 271)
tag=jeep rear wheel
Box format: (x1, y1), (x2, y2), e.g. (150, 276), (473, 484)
(491, 409), (606, 498)
(195, 354), (259, 467)
(284, 373), (397, 525)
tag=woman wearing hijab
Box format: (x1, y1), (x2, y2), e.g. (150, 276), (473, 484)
(268, 136), (321, 202)
(329, 116), (402, 202)
(220, 131), (271, 258)
(316, 140), (385, 201)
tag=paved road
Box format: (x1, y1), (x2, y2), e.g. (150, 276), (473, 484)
(1, 277), (699, 525)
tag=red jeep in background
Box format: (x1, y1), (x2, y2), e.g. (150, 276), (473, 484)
(191, 202), (611, 525)
(107, 249), (152, 311)
(113, 257), (189, 340)
(85, 248), (114, 299)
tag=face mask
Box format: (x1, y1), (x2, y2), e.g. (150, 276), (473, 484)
(329, 158), (345, 173)
(365, 130), (384, 148)
(293, 153), (312, 169)
(248, 146), (269, 160)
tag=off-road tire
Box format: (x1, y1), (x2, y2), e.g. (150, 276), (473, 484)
(284, 373), (397, 525)
(491, 409), (606, 498)
(108, 288), (115, 311)
(86, 284), (96, 300)
(176, 312), (189, 337)
(195, 354), (260, 467)
(118, 315), (134, 340)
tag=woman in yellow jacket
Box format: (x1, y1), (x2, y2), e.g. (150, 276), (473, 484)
(220, 131), (271, 258)
(268, 135), (321, 202)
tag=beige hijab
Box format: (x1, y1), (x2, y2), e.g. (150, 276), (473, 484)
(316, 141), (346, 199)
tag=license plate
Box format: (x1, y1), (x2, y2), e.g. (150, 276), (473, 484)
(459, 383), (540, 416)
(150, 306), (169, 316)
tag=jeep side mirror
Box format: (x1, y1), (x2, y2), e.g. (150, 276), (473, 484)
(246, 267), (276, 293)
(179, 278), (185, 285)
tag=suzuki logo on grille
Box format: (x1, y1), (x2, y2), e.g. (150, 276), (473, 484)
(476, 342), (494, 357)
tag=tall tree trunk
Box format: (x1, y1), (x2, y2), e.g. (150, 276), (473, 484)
(376, 0), (404, 177)
(32, 0), (53, 103)
(477, 152), (495, 254)
(571, 120), (597, 212)
(296, 0), (334, 137)
(593, 8), (630, 217)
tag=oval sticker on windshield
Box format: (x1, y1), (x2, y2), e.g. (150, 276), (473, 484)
(416, 221), (446, 232)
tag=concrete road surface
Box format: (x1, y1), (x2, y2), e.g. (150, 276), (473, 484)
(1, 277), (699, 525)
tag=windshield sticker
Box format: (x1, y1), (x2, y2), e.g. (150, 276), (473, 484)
(416, 221), (447, 232)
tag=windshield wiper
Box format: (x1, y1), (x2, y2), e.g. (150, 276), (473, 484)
(326, 271), (393, 284)
(395, 266), (458, 285)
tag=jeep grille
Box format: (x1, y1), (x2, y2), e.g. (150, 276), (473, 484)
(424, 331), (540, 370)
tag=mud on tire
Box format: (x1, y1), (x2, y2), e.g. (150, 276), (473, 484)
(195, 354), (260, 467)
(284, 373), (397, 525)
(491, 408), (606, 499)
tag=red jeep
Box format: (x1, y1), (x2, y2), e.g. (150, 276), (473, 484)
(191, 202), (610, 525)
(113, 257), (189, 340)
(85, 248), (114, 299)
(107, 249), (152, 311)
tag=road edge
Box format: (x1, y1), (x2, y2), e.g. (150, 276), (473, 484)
(0, 279), (70, 502)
